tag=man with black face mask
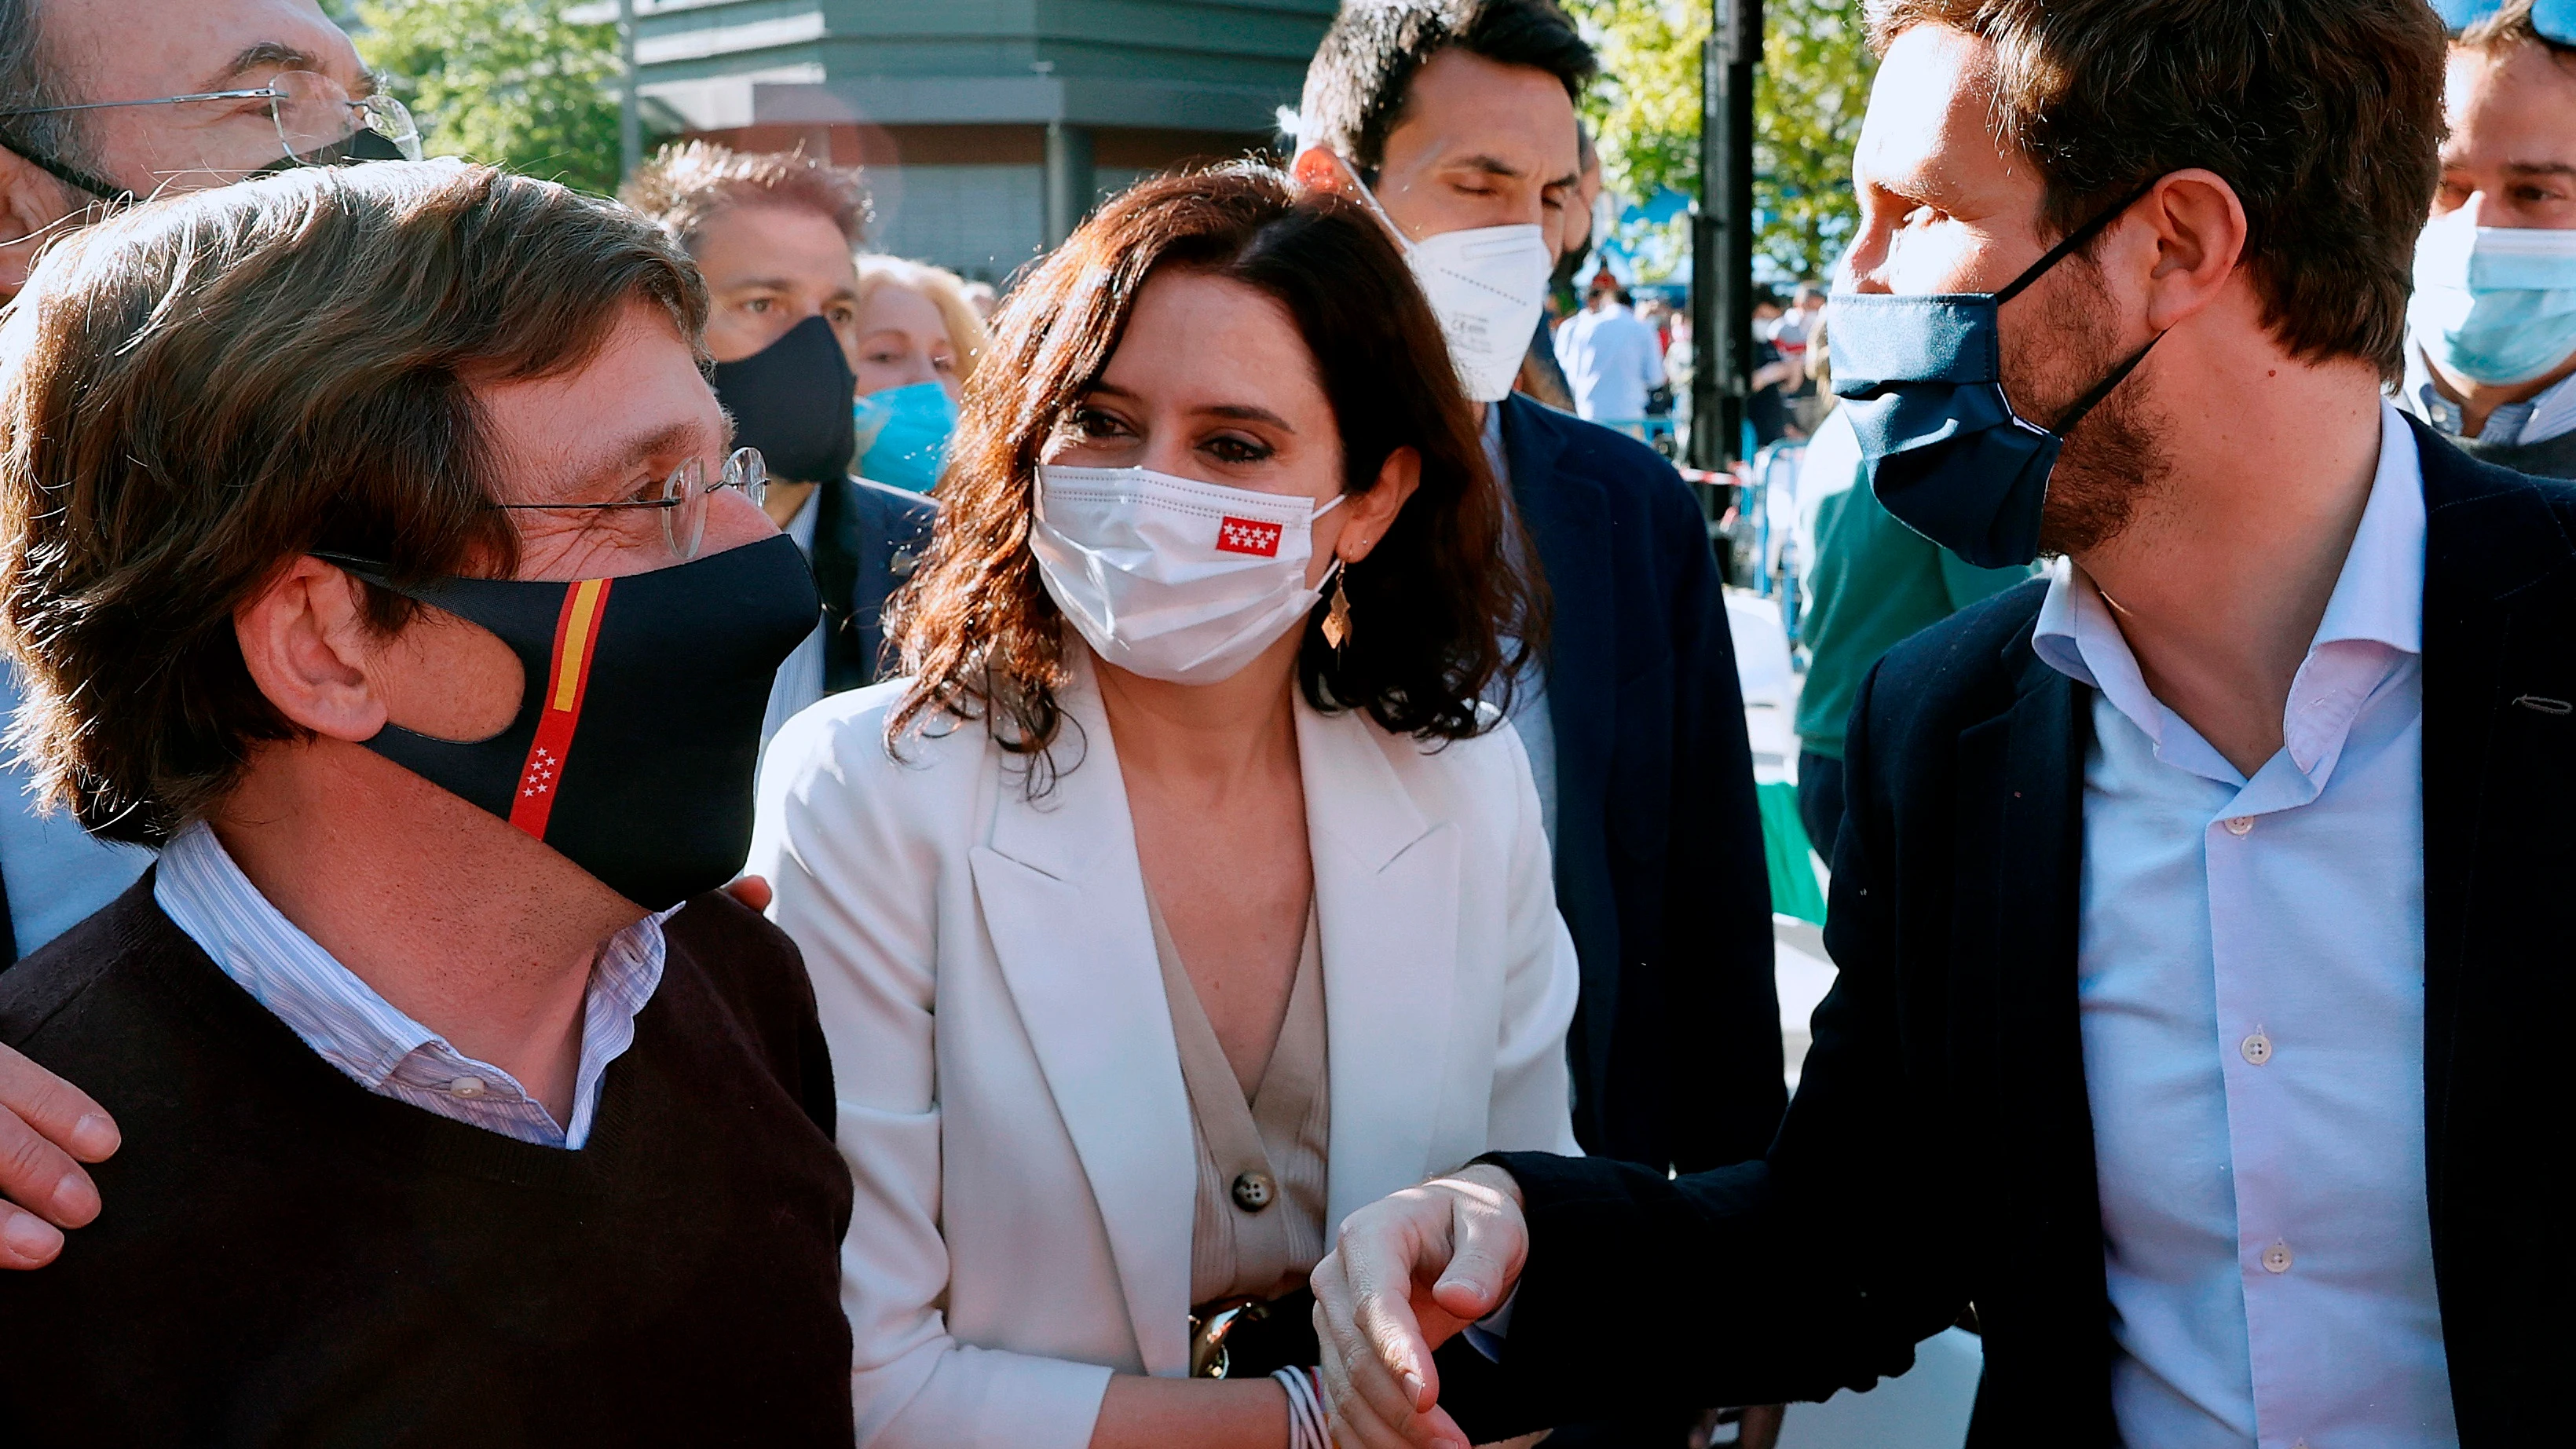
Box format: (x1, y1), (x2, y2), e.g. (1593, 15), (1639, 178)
(1316, 3), (2576, 1446)
(0, 161), (852, 1440)
(623, 142), (937, 743)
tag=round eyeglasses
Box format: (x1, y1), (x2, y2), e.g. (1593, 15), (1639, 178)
(0, 71), (422, 200)
(498, 448), (770, 563)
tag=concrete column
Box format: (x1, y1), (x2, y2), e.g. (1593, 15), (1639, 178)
(1045, 121), (1096, 248)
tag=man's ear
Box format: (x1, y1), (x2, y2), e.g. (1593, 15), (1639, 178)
(233, 558), (393, 745)
(236, 559), (525, 746)
(0, 147), (77, 301)
(1292, 146), (1359, 200)
(2135, 168), (2250, 334)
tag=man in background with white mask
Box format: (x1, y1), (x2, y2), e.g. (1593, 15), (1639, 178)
(2404, 1), (2576, 477)
(1292, 11), (1784, 1445)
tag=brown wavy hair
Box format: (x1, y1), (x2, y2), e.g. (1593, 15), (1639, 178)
(885, 163), (1543, 779)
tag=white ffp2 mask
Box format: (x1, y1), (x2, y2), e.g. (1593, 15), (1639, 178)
(1032, 465), (1345, 686)
(1341, 159), (1554, 404)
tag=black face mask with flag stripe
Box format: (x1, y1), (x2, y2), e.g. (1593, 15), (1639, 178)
(317, 535), (820, 909)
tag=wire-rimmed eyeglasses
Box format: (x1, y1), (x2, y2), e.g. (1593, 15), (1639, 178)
(497, 448), (770, 563)
(0, 71), (422, 201)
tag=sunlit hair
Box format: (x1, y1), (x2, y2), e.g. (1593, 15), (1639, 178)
(2457, 0), (2576, 62)
(885, 163), (1544, 787)
(621, 140), (872, 253)
(1867, 0), (2444, 382)
(854, 254), (992, 385)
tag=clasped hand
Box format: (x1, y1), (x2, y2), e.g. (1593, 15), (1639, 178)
(1308, 1162), (1529, 1449)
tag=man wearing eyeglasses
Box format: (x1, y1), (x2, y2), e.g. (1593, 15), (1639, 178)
(0, 159), (855, 1440)
(2404, 1), (2576, 478)
(0, 0), (415, 1268)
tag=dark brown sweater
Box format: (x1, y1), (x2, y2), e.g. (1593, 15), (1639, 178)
(0, 876), (854, 1447)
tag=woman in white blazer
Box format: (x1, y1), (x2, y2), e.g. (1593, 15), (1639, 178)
(749, 166), (1579, 1449)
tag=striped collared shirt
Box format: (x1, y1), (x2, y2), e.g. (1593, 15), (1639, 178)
(154, 821), (668, 1149)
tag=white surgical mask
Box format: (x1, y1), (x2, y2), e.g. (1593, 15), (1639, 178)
(2410, 207), (2576, 387)
(1339, 157), (1554, 403)
(1032, 464), (1345, 686)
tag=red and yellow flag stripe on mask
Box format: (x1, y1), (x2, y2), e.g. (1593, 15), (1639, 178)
(508, 576), (612, 840)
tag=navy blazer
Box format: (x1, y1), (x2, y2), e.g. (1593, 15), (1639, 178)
(811, 475), (936, 691)
(1445, 421), (2574, 1444)
(1498, 396), (1784, 1171)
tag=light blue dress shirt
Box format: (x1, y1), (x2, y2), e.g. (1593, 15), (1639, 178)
(155, 821), (669, 1149)
(2033, 404), (2458, 1448)
(0, 660), (153, 957)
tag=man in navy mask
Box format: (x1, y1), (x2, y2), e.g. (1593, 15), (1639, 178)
(1313, 2), (2576, 1446)
(2400, 1), (2576, 478)
(0, 161), (852, 1438)
(622, 142), (937, 742)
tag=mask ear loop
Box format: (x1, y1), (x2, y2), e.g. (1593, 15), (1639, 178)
(1325, 152), (1418, 258)
(1992, 180), (2161, 306)
(2048, 329), (2165, 437)
(1988, 180), (2168, 436)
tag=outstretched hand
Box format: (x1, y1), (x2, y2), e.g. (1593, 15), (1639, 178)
(0, 1041), (118, 1269)
(1309, 1163), (1530, 1449)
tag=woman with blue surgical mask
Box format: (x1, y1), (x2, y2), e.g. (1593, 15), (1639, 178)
(2404, 1), (2576, 476)
(848, 256), (988, 492)
(748, 164), (1577, 1449)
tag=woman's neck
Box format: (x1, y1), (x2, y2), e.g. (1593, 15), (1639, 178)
(1090, 633), (1303, 792)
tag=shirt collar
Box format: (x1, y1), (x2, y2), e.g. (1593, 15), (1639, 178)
(784, 479), (821, 554)
(2034, 401), (2426, 724)
(154, 821), (674, 1110)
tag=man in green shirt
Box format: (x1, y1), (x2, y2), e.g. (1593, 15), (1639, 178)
(1793, 406), (2036, 854)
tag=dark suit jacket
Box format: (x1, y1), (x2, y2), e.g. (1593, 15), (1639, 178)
(1448, 421), (2571, 1444)
(810, 475), (936, 690)
(1499, 396), (1784, 1171)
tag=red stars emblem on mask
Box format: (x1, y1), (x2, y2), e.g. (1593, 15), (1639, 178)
(1217, 517), (1283, 557)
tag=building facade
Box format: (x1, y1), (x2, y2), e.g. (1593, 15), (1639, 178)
(631, 0), (1335, 279)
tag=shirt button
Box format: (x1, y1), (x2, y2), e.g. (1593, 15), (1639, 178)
(447, 1076), (488, 1100)
(1230, 1170), (1276, 1213)
(2223, 816), (2255, 836)
(2241, 1032), (2274, 1066)
(2261, 1242), (2294, 1274)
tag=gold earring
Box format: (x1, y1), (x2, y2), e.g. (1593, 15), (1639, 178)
(1323, 569), (1353, 653)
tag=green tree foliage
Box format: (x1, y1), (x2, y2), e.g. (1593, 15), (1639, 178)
(1566, 0), (1876, 281)
(1755, 0), (1875, 280)
(349, 0), (624, 195)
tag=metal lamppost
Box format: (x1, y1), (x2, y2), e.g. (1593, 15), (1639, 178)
(1689, 0), (1759, 474)
(618, 0), (642, 183)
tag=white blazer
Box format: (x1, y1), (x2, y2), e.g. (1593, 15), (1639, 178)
(748, 660), (1580, 1449)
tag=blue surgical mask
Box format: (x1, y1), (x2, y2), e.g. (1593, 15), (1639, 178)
(2409, 207), (2576, 388)
(1828, 190), (2161, 569)
(854, 381), (960, 494)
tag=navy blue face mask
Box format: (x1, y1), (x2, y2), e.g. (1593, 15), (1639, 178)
(1827, 191), (2161, 569)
